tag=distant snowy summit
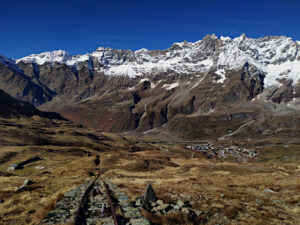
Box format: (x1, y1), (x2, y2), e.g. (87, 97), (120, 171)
(16, 34), (300, 87)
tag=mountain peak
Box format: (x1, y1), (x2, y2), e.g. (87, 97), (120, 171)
(220, 36), (232, 42)
(233, 33), (249, 43)
(16, 50), (72, 65)
(13, 34), (300, 87)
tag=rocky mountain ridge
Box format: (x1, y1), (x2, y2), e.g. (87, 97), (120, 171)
(1, 34), (300, 138)
(16, 34), (300, 87)
(0, 88), (64, 120)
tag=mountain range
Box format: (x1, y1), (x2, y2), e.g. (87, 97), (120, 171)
(1, 34), (300, 139)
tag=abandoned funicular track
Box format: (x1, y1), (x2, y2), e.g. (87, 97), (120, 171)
(74, 176), (125, 225)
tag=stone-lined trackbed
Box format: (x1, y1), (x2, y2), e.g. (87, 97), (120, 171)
(41, 178), (149, 225)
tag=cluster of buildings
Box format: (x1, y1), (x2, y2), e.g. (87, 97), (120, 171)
(186, 142), (258, 161)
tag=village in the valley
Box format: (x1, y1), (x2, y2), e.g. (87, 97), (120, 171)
(185, 142), (258, 161)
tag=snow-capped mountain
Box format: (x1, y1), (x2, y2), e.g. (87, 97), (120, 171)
(1, 34), (300, 138)
(16, 34), (300, 87)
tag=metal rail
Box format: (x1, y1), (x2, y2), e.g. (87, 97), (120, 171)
(73, 177), (97, 225)
(103, 181), (119, 225)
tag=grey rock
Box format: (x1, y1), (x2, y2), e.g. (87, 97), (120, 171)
(176, 200), (184, 208)
(173, 205), (180, 210)
(193, 210), (202, 216)
(180, 193), (190, 199)
(262, 189), (275, 194)
(181, 207), (190, 214)
(158, 204), (170, 211)
(151, 202), (157, 207)
(144, 184), (157, 203)
(135, 198), (141, 207)
(118, 194), (129, 201)
(156, 200), (163, 205)
(152, 206), (160, 212)
(16, 179), (33, 191)
(152, 203), (170, 212)
(127, 218), (150, 225)
(124, 207), (142, 219)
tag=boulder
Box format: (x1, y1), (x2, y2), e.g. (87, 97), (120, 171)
(176, 200), (184, 208)
(156, 200), (163, 205)
(152, 206), (160, 212)
(144, 184), (157, 203)
(262, 189), (275, 194)
(159, 204), (170, 211)
(171, 194), (177, 199)
(16, 179), (33, 191)
(180, 193), (190, 199)
(151, 202), (157, 207)
(153, 203), (170, 212)
(181, 207), (190, 214)
(135, 198), (141, 207)
(173, 205), (180, 210)
(193, 210), (202, 216)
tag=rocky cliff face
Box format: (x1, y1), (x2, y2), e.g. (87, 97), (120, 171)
(0, 88), (64, 120)
(0, 55), (55, 106)
(1, 34), (299, 138)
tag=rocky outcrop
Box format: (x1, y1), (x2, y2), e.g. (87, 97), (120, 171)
(267, 80), (294, 103)
(0, 88), (65, 120)
(144, 184), (157, 203)
(240, 63), (265, 99)
(134, 185), (203, 218)
(0, 61), (54, 106)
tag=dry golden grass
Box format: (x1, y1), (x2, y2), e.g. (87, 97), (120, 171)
(33, 192), (64, 222)
(102, 146), (300, 225)
(0, 117), (134, 225)
(1, 117), (300, 224)
(142, 209), (196, 225)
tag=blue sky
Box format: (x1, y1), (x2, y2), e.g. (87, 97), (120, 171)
(1, 0), (300, 58)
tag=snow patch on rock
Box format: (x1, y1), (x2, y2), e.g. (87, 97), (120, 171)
(265, 60), (300, 86)
(16, 35), (300, 87)
(151, 82), (157, 89)
(17, 50), (72, 65)
(139, 78), (149, 83)
(215, 69), (226, 83)
(162, 82), (179, 90)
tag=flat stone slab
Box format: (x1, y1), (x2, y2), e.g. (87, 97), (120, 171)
(86, 217), (115, 225)
(127, 218), (151, 225)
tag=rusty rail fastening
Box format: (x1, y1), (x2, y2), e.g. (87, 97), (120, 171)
(103, 181), (119, 225)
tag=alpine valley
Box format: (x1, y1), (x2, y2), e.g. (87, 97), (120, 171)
(2, 34), (300, 225)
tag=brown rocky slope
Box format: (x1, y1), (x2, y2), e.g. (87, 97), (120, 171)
(0, 35), (299, 139)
